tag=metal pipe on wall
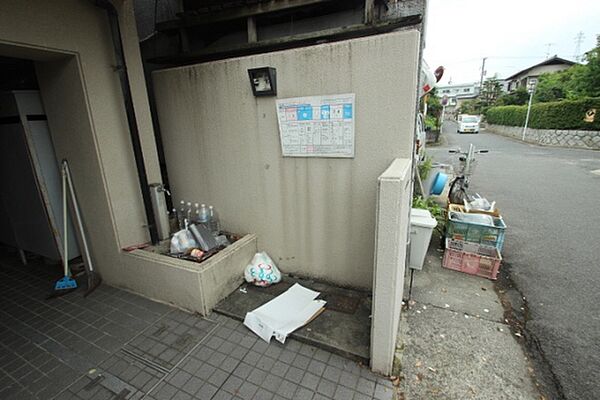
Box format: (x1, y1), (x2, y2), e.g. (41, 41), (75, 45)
(90, 0), (159, 244)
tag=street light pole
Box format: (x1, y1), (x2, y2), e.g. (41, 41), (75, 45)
(522, 82), (536, 141)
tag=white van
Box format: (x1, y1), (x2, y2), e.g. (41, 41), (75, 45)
(457, 115), (480, 134)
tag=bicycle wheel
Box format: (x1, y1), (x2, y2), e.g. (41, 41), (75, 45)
(448, 176), (468, 205)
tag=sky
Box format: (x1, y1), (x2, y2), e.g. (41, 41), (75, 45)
(423, 0), (600, 85)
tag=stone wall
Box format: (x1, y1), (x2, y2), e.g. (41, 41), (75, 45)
(486, 124), (600, 150)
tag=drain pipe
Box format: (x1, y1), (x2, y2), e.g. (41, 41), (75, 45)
(90, 0), (159, 244)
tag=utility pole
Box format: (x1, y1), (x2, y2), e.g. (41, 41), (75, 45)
(522, 81), (536, 141)
(479, 57), (487, 93)
(574, 32), (585, 62)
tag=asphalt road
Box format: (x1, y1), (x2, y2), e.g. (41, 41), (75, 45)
(428, 121), (600, 400)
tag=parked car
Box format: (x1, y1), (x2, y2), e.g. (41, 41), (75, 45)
(457, 115), (480, 134)
(415, 112), (426, 160)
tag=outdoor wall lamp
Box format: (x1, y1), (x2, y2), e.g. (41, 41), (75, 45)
(248, 67), (277, 96)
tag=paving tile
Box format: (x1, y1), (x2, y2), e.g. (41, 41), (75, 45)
(213, 389), (235, 400)
(322, 365), (342, 383)
(339, 371), (359, 390)
(237, 381), (259, 399)
(196, 363), (217, 381)
(356, 377), (376, 396)
(307, 359), (326, 376)
(292, 354), (311, 370)
(252, 389), (274, 400)
(276, 381), (298, 399)
(300, 372), (320, 391)
(373, 382), (394, 400)
(285, 365), (306, 383)
(223, 375), (244, 395)
(232, 362), (253, 380)
(316, 378), (336, 398)
(247, 368), (268, 386)
(294, 386), (315, 400)
(333, 385), (356, 400)
(181, 376), (205, 396)
(208, 368), (230, 387)
(257, 355), (276, 371)
(196, 382), (219, 399)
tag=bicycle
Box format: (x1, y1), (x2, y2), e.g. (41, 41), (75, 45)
(447, 144), (488, 205)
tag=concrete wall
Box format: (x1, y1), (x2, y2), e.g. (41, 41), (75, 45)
(0, 1), (201, 308)
(153, 30), (420, 289)
(487, 124), (600, 150)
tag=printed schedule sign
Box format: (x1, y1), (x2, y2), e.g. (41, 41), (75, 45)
(276, 93), (355, 158)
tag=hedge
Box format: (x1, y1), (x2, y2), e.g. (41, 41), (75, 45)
(485, 97), (600, 131)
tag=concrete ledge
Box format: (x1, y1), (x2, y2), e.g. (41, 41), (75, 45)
(487, 124), (600, 150)
(114, 234), (257, 315)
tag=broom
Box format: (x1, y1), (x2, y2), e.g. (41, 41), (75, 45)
(51, 160), (101, 297)
(52, 163), (78, 295)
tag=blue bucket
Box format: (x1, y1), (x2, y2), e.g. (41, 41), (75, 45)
(430, 172), (448, 195)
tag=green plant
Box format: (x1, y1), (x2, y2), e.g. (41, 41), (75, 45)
(485, 97), (600, 130)
(418, 154), (433, 182)
(413, 195), (446, 235)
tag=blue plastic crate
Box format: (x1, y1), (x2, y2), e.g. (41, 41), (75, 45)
(446, 212), (506, 251)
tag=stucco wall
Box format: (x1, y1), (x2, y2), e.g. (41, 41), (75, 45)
(487, 123), (600, 150)
(153, 30), (420, 288)
(0, 1), (179, 301)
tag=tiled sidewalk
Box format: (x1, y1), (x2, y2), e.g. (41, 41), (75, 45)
(0, 256), (395, 400)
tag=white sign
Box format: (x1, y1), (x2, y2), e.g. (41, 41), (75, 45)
(276, 93), (355, 158)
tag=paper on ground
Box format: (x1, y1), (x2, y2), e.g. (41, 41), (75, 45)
(243, 283), (326, 343)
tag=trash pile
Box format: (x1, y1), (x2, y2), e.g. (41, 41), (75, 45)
(167, 199), (239, 263)
(443, 195), (507, 280)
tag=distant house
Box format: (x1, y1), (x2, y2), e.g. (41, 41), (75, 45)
(436, 82), (479, 111)
(505, 56), (576, 92)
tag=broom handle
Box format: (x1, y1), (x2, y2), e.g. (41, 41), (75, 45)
(62, 160), (94, 273)
(62, 162), (69, 277)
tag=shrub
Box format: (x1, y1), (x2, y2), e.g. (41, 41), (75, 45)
(485, 98), (600, 130)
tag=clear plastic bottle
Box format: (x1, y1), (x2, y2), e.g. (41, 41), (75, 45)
(186, 202), (192, 222)
(179, 201), (186, 229)
(198, 203), (210, 225)
(208, 205), (220, 235)
(194, 203), (200, 223)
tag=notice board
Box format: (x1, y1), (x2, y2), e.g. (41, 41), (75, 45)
(276, 93), (355, 158)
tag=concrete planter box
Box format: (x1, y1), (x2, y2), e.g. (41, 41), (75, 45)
(119, 234), (257, 315)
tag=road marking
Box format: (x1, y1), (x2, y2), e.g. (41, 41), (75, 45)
(591, 169), (600, 176)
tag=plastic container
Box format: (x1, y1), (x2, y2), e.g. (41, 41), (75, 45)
(447, 211), (506, 251)
(430, 172), (448, 195)
(443, 238), (502, 280)
(409, 208), (438, 270)
(208, 205), (220, 235)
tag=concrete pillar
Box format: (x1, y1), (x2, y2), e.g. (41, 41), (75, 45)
(370, 158), (412, 375)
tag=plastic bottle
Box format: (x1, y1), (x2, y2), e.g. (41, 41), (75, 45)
(179, 201), (186, 229)
(194, 203), (200, 223)
(208, 205), (220, 235)
(186, 202), (192, 222)
(198, 204), (210, 225)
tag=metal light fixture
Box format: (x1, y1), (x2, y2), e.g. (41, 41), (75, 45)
(248, 67), (277, 96)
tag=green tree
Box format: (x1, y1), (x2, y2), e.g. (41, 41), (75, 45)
(532, 35), (600, 102)
(479, 76), (503, 109)
(496, 87), (530, 106)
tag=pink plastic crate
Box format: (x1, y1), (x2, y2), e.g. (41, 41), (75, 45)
(443, 238), (502, 280)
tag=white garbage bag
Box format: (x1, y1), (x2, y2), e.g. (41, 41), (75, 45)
(244, 252), (282, 287)
(170, 229), (198, 254)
